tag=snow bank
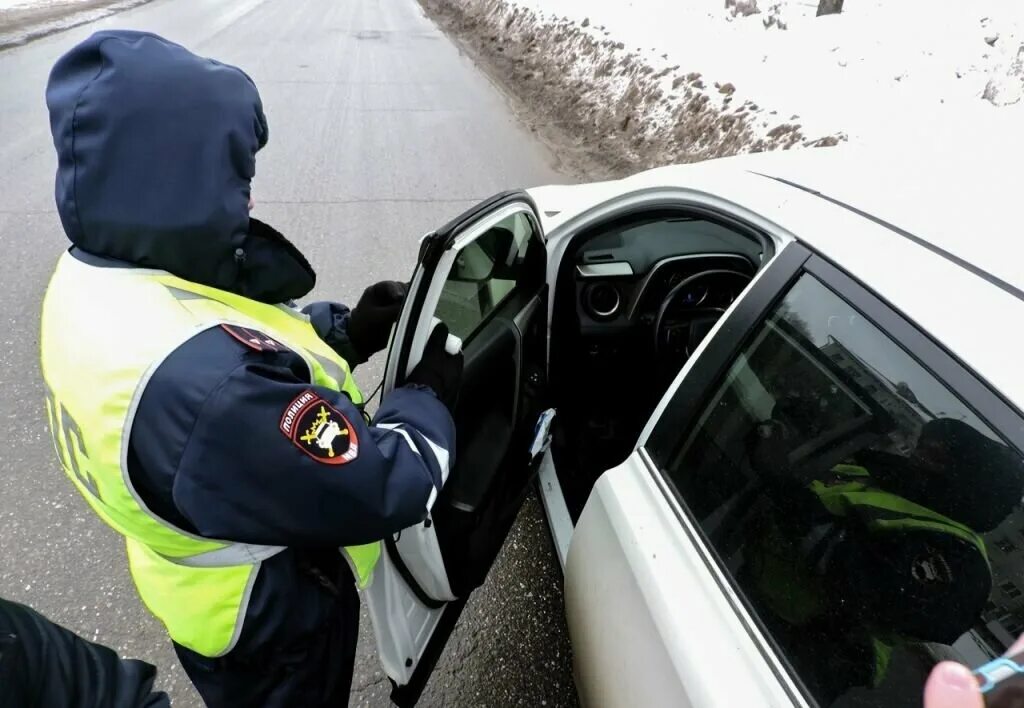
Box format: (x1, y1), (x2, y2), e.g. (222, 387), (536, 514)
(423, 0), (841, 177)
(0, 0), (94, 9)
(0, 0), (153, 51)
(502, 0), (1024, 154)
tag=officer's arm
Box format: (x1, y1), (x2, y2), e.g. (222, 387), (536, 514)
(0, 598), (170, 708)
(131, 332), (453, 547)
(301, 301), (366, 367)
(176, 370), (450, 546)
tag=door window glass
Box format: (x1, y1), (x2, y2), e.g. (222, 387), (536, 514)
(434, 211), (536, 341)
(649, 273), (1024, 706)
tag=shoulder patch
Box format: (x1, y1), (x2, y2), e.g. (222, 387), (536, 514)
(221, 324), (288, 353)
(280, 390), (359, 465)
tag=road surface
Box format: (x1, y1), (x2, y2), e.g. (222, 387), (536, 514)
(0, 0), (577, 705)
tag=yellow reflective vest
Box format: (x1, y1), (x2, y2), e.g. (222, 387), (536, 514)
(40, 252), (381, 657)
(749, 464), (988, 686)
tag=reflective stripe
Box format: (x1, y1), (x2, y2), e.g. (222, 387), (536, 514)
(874, 517), (989, 558)
(422, 435), (451, 485)
(119, 322), (234, 549)
(166, 543), (285, 568)
(832, 463), (871, 479)
(812, 478), (989, 559)
(221, 563), (262, 656)
(276, 303), (311, 322)
(339, 548), (362, 587)
(341, 542), (382, 588)
(164, 285), (208, 302)
(376, 422), (450, 479)
(310, 351), (347, 390)
(377, 422), (416, 450)
(163, 281), (350, 393)
(376, 422), (449, 508)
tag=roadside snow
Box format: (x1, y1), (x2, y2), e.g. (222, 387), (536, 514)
(502, 0), (1024, 152)
(0, 0), (93, 8)
(0, 0), (153, 51)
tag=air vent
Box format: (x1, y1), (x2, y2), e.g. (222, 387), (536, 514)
(584, 283), (621, 320)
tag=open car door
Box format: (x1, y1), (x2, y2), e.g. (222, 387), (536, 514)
(365, 192), (550, 706)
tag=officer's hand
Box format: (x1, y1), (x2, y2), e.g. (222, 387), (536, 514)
(924, 635), (1024, 708)
(348, 281), (408, 359)
(407, 323), (463, 412)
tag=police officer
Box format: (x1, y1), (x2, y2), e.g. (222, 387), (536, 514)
(744, 416), (1020, 703)
(40, 31), (461, 707)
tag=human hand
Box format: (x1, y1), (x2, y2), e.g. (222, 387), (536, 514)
(924, 636), (1024, 708)
(347, 280), (408, 359)
(406, 322), (463, 412)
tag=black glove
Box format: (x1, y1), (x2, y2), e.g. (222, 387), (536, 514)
(347, 280), (408, 360)
(407, 323), (463, 411)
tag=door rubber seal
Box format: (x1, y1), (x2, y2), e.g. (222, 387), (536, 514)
(384, 534), (448, 610)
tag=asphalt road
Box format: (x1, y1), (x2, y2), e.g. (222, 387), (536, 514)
(0, 0), (577, 705)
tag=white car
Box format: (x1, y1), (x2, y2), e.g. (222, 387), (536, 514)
(364, 146), (1024, 707)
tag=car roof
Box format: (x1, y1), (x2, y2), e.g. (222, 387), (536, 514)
(529, 146), (1024, 425)
(723, 146), (1024, 299)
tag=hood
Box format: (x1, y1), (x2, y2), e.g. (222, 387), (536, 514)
(45, 30), (314, 302)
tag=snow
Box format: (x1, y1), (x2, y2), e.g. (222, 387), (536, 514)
(0, 0), (96, 9)
(503, 0), (1024, 154)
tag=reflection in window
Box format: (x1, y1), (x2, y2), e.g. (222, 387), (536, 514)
(652, 274), (1024, 707)
(434, 212), (535, 341)
(1000, 582), (1022, 600)
(996, 539), (1016, 554)
(1005, 617), (1024, 637)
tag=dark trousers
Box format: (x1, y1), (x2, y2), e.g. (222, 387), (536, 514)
(174, 576), (361, 708)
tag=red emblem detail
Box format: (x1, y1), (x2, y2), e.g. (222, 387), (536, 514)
(280, 391), (359, 465)
(221, 325), (286, 352)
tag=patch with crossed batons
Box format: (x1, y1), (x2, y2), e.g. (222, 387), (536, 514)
(279, 390), (359, 465)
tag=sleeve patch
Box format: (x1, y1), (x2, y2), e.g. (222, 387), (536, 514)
(221, 324), (288, 352)
(280, 391), (359, 465)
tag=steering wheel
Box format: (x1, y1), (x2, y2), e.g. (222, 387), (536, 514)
(653, 269), (752, 366)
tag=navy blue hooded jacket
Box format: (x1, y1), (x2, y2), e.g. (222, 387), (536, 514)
(45, 31), (454, 658)
(0, 598), (169, 708)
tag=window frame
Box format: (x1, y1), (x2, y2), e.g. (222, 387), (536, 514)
(644, 244), (1024, 706)
(388, 197), (543, 389)
(435, 214), (538, 344)
(648, 249), (1024, 470)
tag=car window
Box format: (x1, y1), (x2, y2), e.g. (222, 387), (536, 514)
(434, 211), (536, 341)
(648, 273), (1024, 707)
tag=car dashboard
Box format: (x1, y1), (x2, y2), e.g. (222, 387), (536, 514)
(570, 215), (762, 335)
(575, 252), (757, 335)
(549, 212), (768, 516)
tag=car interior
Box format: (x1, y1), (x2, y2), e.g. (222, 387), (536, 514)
(547, 208), (772, 517)
(398, 204), (773, 592)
